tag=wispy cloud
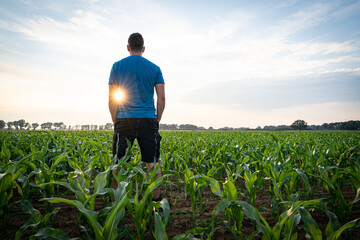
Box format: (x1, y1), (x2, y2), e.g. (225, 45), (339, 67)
(0, 11), (120, 57)
(271, 3), (331, 37)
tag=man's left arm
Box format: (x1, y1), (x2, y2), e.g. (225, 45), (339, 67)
(108, 84), (118, 124)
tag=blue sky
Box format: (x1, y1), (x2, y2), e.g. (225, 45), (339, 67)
(0, 0), (359, 128)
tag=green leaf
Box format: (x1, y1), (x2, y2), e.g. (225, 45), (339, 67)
(295, 169), (311, 195)
(142, 177), (165, 204)
(154, 210), (168, 240)
(103, 182), (128, 240)
(50, 152), (69, 172)
(94, 171), (108, 193)
(160, 198), (170, 225)
(298, 207), (322, 240)
(283, 214), (300, 240)
(43, 198), (103, 240)
(353, 188), (360, 204)
(236, 200), (272, 239)
(19, 199), (42, 224)
(327, 218), (359, 240)
(212, 200), (231, 216)
(325, 210), (340, 237)
(148, 162), (162, 182)
(34, 227), (74, 240)
(208, 177), (222, 198)
(223, 179), (237, 201)
(0, 172), (12, 193)
(15, 221), (32, 240)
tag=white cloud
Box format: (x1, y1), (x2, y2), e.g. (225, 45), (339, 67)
(271, 3), (331, 37)
(331, 1), (360, 19)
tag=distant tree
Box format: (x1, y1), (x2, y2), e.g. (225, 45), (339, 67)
(17, 119), (26, 130)
(159, 124), (178, 130)
(263, 125), (276, 130)
(169, 124), (179, 130)
(105, 123), (113, 130)
(255, 126), (262, 130)
(0, 120), (5, 129)
(341, 120), (360, 130)
(235, 127), (250, 131)
(276, 125), (291, 131)
(41, 122), (53, 130)
(291, 120), (308, 130)
(218, 126), (234, 131)
(81, 125), (90, 131)
(24, 122), (30, 130)
(13, 120), (19, 130)
(32, 123), (39, 130)
(179, 124), (198, 130)
(91, 125), (98, 130)
(53, 122), (60, 130)
(208, 126), (214, 130)
(53, 122), (65, 130)
(308, 125), (324, 130)
(7, 121), (13, 130)
(99, 125), (105, 130)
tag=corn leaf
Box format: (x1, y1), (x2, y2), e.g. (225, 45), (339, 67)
(298, 207), (322, 240)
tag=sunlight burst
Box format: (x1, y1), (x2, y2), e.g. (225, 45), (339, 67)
(114, 89), (124, 102)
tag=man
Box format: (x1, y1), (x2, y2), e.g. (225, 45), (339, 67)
(108, 32), (165, 201)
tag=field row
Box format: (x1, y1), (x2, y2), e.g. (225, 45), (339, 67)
(0, 130), (359, 239)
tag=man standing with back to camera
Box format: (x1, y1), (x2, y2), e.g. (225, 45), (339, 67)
(108, 32), (165, 201)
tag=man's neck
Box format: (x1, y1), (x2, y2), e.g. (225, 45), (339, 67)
(129, 51), (142, 56)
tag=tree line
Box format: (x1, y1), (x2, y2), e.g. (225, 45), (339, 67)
(0, 119), (114, 131)
(0, 119), (359, 131)
(160, 120), (360, 131)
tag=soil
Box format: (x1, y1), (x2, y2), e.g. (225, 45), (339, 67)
(4, 178), (360, 240)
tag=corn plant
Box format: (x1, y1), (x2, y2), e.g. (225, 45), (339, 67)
(0, 173), (14, 236)
(126, 163), (171, 240)
(43, 181), (129, 240)
(210, 179), (246, 239)
(37, 165), (117, 211)
(243, 164), (259, 206)
(183, 168), (210, 227)
(15, 200), (79, 240)
(313, 166), (360, 224)
(0, 161), (25, 236)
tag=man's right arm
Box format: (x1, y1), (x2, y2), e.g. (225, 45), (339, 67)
(155, 83), (165, 122)
(108, 84), (118, 124)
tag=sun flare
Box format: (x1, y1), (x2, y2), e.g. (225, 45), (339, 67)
(114, 89), (124, 101)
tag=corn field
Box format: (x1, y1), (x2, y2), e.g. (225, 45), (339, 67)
(0, 130), (359, 239)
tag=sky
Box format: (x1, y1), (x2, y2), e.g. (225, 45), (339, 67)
(0, 0), (359, 128)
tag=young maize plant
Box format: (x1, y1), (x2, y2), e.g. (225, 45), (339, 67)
(15, 200), (79, 240)
(43, 181), (129, 240)
(125, 163), (171, 240)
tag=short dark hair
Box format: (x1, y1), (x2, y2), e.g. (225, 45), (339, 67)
(128, 33), (144, 52)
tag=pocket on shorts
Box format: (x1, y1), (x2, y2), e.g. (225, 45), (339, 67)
(148, 118), (159, 131)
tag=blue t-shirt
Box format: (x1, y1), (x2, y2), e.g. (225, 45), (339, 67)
(108, 55), (164, 119)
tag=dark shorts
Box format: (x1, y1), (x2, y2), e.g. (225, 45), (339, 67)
(112, 118), (162, 163)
